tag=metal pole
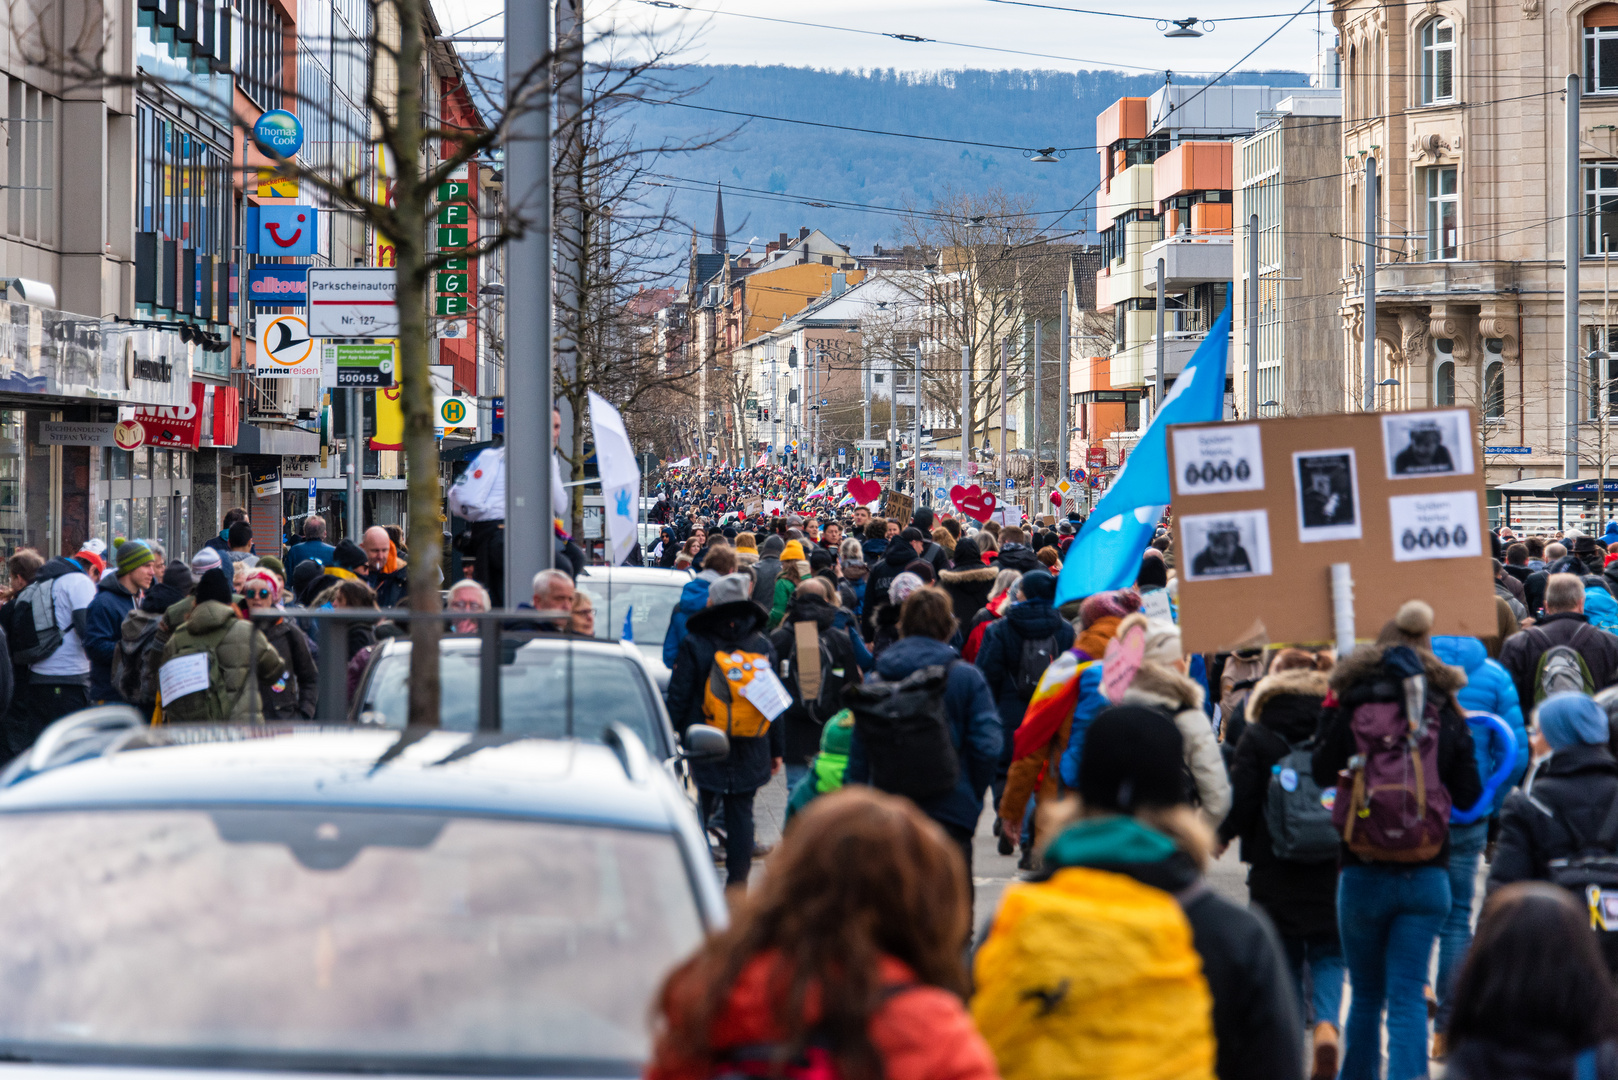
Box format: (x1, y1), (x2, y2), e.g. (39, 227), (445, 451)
(887, 353), (897, 493)
(1248, 213), (1260, 418)
(999, 337), (1008, 496)
(347, 388), (362, 539)
(554, 0), (583, 517)
(912, 345), (922, 501)
(961, 344), (970, 475)
(1569, 73), (1584, 479)
(1058, 289), (1069, 504)
(1155, 257), (1166, 416)
(1363, 156), (1377, 412)
(1033, 318), (1043, 478)
(506, 0), (555, 580)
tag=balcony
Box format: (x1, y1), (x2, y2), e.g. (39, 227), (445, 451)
(1143, 235), (1235, 293)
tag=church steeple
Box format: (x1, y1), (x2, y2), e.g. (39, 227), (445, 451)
(712, 183), (727, 254)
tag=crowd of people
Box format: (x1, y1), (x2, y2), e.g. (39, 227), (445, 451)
(648, 484), (1618, 1080)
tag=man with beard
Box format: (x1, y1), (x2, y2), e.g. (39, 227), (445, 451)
(1192, 521), (1253, 576)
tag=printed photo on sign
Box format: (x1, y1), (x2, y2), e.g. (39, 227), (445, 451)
(1172, 424), (1265, 495)
(1388, 490), (1484, 562)
(1180, 509), (1273, 581)
(1382, 410), (1475, 479)
(1293, 449), (1362, 542)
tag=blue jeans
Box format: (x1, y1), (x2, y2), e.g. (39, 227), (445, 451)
(1282, 933), (1347, 1030)
(1435, 821), (1489, 1029)
(1338, 864), (1451, 1080)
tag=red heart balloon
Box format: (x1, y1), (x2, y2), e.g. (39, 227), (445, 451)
(950, 484), (997, 523)
(847, 477), (882, 504)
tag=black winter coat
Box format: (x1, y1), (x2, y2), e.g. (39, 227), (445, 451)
(1498, 613), (1618, 719)
(1489, 743), (1618, 890)
(865, 543), (916, 637)
(1217, 668), (1338, 940)
(938, 565), (997, 628)
(993, 543), (1041, 574)
(767, 592), (858, 765)
(665, 598), (784, 794)
(259, 618), (320, 720)
(1311, 643), (1482, 870)
(973, 598), (1075, 739)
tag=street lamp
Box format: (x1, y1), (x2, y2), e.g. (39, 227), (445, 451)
(1159, 17), (1210, 37)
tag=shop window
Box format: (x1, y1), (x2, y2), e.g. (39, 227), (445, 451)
(1420, 19), (1456, 105)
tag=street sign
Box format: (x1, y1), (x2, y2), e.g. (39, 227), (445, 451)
(434, 394), (475, 430)
(308, 478), (317, 499)
(307, 268), (399, 338)
(1086, 447), (1108, 469)
(838, 448), (846, 459)
(322, 341), (396, 388)
(255, 313), (317, 378)
(1484, 445), (1531, 455)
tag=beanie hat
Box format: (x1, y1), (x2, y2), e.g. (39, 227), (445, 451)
(334, 538), (367, 571)
(195, 566), (233, 606)
(1019, 569), (1057, 603)
(953, 538), (981, 566)
(903, 559), (936, 583)
(707, 573), (753, 607)
(291, 559), (324, 597)
(243, 569), (281, 600)
(1538, 692), (1610, 750)
(809, 548), (833, 573)
(761, 535), (786, 558)
(114, 539), (154, 577)
(912, 507), (935, 531)
(1375, 599), (1435, 653)
(781, 540), (807, 562)
(889, 571), (925, 606)
(257, 555), (285, 581)
(161, 562), (194, 593)
(1079, 587), (1143, 629)
(190, 547), (223, 576)
(1137, 553), (1169, 590)
(1079, 705), (1189, 812)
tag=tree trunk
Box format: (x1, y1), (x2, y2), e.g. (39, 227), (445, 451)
(392, 0), (441, 728)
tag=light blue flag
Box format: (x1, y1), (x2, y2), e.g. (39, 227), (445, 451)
(1056, 298), (1234, 606)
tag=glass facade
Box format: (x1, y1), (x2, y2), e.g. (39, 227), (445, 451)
(93, 448), (193, 561)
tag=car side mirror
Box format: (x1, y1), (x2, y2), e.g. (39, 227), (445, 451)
(680, 724), (729, 761)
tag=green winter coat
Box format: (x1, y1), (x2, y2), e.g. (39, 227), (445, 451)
(769, 566), (808, 630)
(786, 708), (854, 820)
(158, 600), (286, 723)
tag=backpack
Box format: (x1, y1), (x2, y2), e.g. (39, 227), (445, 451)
(1263, 738), (1340, 863)
(843, 664), (960, 800)
(113, 612), (162, 704)
(158, 618), (257, 724)
(786, 620), (848, 723)
(702, 650), (776, 738)
(972, 866), (1217, 1080)
(1013, 634), (1059, 698)
(1546, 790), (1618, 970)
(1331, 696), (1451, 862)
(8, 577), (62, 666)
(1533, 626), (1597, 704)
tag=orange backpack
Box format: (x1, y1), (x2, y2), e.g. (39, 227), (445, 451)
(703, 650), (774, 738)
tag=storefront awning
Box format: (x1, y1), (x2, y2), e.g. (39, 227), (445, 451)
(234, 422), (319, 456)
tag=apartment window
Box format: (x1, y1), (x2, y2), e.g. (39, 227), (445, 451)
(3, 80), (57, 245)
(1420, 19), (1455, 105)
(1435, 360), (1455, 406)
(1425, 167), (1459, 260)
(1589, 164), (1618, 256)
(1484, 360), (1506, 419)
(1588, 16), (1618, 94)
(235, 0), (285, 111)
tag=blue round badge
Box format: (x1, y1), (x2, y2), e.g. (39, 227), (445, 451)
(253, 110), (305, 157)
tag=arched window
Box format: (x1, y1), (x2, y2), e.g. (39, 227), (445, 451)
(1347, 45), (1358, 120)
(1485, 361), (1505, 418)
(1420, 19), (1456, 105)
(1436, 359), (1455, 405)
(1372, 31), (1383, 116)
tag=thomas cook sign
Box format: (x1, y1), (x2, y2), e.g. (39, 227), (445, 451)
(252, 110), (304, 158)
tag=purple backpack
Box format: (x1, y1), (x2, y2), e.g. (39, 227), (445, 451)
(1331, 699), (1451, 861)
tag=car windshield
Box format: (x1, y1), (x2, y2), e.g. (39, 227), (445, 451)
(0, 809), (705, 1074)
(574, 577), (685, 649)
(360, 645), (666, 754)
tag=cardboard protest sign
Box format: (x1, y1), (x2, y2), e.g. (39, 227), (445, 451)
(1167, 408), (1494, 653)
(881, 490), (913, 522)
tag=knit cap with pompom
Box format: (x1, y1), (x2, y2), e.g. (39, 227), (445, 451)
(1376, 599), (1435, 651)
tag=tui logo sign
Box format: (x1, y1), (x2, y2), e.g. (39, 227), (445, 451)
(246, 205), (318, 257)
(252, 110), (304, 157)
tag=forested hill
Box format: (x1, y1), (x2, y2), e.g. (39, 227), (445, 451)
(627, 66), (1312, 261)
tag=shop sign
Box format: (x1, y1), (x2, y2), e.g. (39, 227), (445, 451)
(131, 382), (206, 449)
(307, 268), (398, 338)
(246, 205), (318, 257)
(252, 110), (304, 157)
(39, 422), (116, 447)
(247, 265), (308, 306)
(256, 171), (299, 198)
(113, 420), (145, 450)
(251, 468), (283, 499)
(256, 313), (317, 379)
(322, 341), (395, 388)
(202, 384), (240, 448)
(492, 396), (504, 435)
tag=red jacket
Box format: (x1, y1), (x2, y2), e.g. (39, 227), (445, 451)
(647, 952), (998, 1080)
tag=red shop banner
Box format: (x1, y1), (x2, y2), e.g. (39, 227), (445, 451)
(131, 382), (207, 450)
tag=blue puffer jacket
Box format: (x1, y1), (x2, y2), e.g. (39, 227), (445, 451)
(1432, 634), (1529, 816)
(1586, 581), (1618, 634)
(661, 569), (718, 668)
(845, 635), (1001, 834)
(974, 598), (1076, 744)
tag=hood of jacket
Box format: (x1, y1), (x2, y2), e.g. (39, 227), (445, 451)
(1247, 668), (1328, 742)
(34, 557), (87, 584)
(676, 573), (717, 615)
(862, 537), (888, 560)
(1430, 634), (1489, 675)
(1540, 741), (1618, 780)
(1003, 597), (1068, 639)
(1329, 642), (1467, 698)
(139, 581), (185, 614)
(1120, 658), (1205, 713)
(882, 542), (916, 568)
(784, 591), (839, 630)
(1043, 814), (1180, 868)
(938, 565), (998, 587)
(873, 634), (957, 680)
(996, 543), (1040, 572)
(841, 560), (868, 582)
(183, 599), (240, 637)
(96, 574), (135, 600)
(685, 598), (767, 643)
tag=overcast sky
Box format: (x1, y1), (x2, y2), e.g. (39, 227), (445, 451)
(431, 0), (1333, 78)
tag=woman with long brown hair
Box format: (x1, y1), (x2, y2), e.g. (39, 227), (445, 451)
(647, 788), (997, 1080)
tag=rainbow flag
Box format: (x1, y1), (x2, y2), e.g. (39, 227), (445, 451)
(807, 477), (830, 498)
(1013, 651), (1095, 759)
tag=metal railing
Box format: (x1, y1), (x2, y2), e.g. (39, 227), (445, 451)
(249, 606), (576, 730)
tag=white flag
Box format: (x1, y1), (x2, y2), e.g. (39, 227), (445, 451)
(588, 390), (641, 566)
